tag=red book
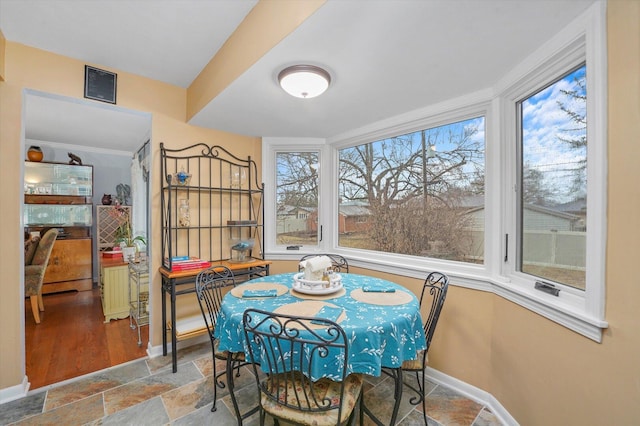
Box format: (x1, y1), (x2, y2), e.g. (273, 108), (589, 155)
(103, 251), (123, 258)
(171, 261), (211, 271)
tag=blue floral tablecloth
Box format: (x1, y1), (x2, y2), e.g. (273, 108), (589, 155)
(215, 272), (427, 379)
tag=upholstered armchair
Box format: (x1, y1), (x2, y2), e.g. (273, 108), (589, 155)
(24, 228), (59, 324)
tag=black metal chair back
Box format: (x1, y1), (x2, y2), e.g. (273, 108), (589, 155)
(366, 272), (450, 426)
(419, 271), (449, 351)
(299, 254), (349, 273)
(195, 266), (236, 414)
(196, 266), (236, 339)
(242, 308), (360, 425)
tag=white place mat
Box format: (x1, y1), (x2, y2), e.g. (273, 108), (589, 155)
(273, 301), (346, 329)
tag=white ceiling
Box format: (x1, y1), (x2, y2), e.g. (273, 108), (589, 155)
(0, 0), (596, 150)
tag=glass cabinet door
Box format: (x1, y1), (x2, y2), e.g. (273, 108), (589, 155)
(24, 204), (93, 226)
(24, 162), (92, 196)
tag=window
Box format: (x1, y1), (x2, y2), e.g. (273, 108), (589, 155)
(337, 118), (485, 265)
(264, 3), (606, 341)
(275, 151), (319, 247)
(518, 65), (587, 290)
(500, 4), (607, 341)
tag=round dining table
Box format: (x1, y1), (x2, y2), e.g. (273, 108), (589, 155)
(214, 272), (427, 379)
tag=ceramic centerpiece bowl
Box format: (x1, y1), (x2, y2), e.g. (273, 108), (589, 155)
(292, 272), (343, 295)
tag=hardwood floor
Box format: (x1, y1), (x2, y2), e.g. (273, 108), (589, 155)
(25, 286), (149, 390)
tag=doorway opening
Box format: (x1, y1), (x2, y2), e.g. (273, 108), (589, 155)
(22, 90), (152, 389)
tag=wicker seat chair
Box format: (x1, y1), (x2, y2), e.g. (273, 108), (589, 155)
(195, 266), (258, 424)
(387, 271), (449, 425)
(242, 308), (362, 426)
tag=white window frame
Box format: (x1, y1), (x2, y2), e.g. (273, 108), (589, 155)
(497, 2), (607, 341)
(263, 2), (607, 342)
(265, 104), (494, 286)
(329, 103), (493, 281)
(263, 138), (328, 258)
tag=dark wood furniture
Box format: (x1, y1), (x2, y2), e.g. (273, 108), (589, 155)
(24, 161), (94, 294)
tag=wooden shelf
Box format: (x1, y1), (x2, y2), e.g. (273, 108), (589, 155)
(159, 258), (272, 279)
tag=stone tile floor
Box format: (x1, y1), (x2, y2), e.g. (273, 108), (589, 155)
(0, 342), (503, 425)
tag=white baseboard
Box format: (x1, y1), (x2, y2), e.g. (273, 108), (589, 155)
(147, 334), (209, 359)
(146, 339), (519, 424)
(426, 367), (519, 426)
(0, 376), (30, 405)
(2, 342), (516, 426)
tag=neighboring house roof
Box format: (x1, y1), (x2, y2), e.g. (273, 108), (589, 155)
(555, 197), (587, 215)
(277, 205), (315, 215)
(464, 203), (579, 220)
(339, 204), (371, 217)
(525, 204), (580, 221)
(457, 195), (580, 220)
(455, 195), (485, 209)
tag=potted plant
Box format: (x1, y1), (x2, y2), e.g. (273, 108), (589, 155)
(111, 204), (146, 261)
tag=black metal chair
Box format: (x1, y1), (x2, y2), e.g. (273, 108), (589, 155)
(242, 308), (363, 426)
(299, 254), (349, 273)
(195, 266), (258, 424)
(387, 271), (449, 425)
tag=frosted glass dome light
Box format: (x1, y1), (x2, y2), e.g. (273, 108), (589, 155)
(278, 65), (331, 99)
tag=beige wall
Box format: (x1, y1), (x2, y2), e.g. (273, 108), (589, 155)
(0, 42), (261, 390)
(0, 30), (5, 81)
(187, 0), (325, 119)
(1, 2), (639, 424)
(247, 4), (640, 424)
(483, 2), (640, 423)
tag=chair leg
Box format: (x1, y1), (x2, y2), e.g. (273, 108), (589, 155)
(210, 340), (218, 412)
(29, 295), (41, 324)
(420, 368), (428, 425)
(37, 291), (44, 311)
(226, 357), (244, 426)
(210, 356), (218, 412)
(390, 368), (403, 425)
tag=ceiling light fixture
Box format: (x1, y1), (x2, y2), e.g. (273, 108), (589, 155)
(278, 65), (331, 99)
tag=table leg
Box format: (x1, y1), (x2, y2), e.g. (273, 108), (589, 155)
(161, 277), (168, 356)
(362, 368), (403, 426)
(171, 280), (178, 373)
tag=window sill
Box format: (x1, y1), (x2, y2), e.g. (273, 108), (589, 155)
(265, 250), (608, 342)
(491, 278), (608, 342)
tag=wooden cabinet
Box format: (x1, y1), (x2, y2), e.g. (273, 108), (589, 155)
(25, 161), (94, 294)
(43, 238), (93, 294)
(100, 257), (130, 322)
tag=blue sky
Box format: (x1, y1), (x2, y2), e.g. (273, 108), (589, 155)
(521, 65), (587, 202)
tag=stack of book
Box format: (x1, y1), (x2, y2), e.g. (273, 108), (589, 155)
(102, 250), (123, 259)
(168, 256), (211, 271)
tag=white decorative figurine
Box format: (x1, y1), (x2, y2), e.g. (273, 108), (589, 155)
(298, 255), (332, 281)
